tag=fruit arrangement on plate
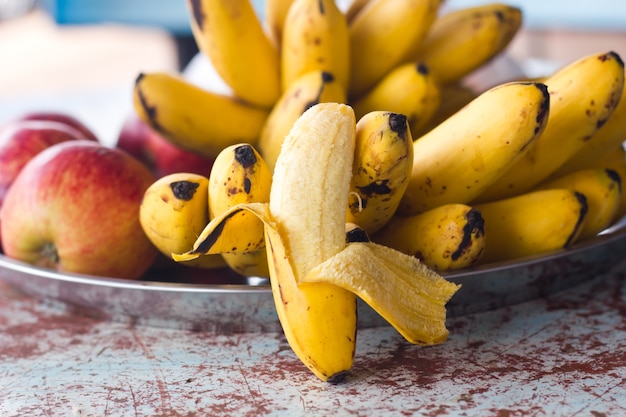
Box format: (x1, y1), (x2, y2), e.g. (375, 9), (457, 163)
(1, 0), (625, 382)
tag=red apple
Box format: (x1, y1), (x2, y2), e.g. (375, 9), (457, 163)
(0, 120), (91, 221)
(116, 114), (215, 178)
(18, 111), (99, 142)
(1, 140), (159, 280)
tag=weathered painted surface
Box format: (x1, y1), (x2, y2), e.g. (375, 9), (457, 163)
(1, 261), (625, 416)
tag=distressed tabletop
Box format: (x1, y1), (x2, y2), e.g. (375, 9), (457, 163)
(0, 260), (625, 417)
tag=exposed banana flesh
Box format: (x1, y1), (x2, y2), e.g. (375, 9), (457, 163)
(347, 111), (413, 235)
(398, 81), (550, 215)
(208, 144), (272, 276)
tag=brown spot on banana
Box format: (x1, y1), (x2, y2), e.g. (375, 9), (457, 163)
(451, 208), (485, 262)
(565, 192), (589, 247)
(169, 180), (200, 201)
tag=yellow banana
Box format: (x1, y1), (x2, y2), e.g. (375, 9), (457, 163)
(593, 146), (626, 220)
(258, 70), (346, 170)
(348, 0), (442, 99)
(352, 62), (441, 138)
(186, 0), (280, 108)
(549, 68), (626, 178)
(419, 82), (478, 135)
(474, 51), (625, 203)
(414, 3), (522, 85)
(475, 189), (588, 264)
(133, 72), (270, 159)
(534, 168), (622, 241)
(139, 173), (226, 269)
(398, 81), (550, 215)
(173, 103), (459, 381)
(372, 203), (486, 271)
(208, 144), (273, 276)
(264, 0), (296, 47)
(347, 111), (414, 235)
(281, 0), (350, 93)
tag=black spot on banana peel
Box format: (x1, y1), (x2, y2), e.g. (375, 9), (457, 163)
(169, 180), (200, 201)
(190, 208), (242, 255)
(189, 0), (205, 30)
(606, 168), (622, 194)
(532, 83), (550, 137)
(134, 73), (163, 133)
(303, 72), (336, 113)
(345, 224), (370, 243)
(451, 208), (485, 262)
(234, 144), (258, 169)
(388, 113), (409, 138)
(357, 180), (392, 197)
(565, 192), (589, 248)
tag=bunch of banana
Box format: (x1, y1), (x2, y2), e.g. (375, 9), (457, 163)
(165, 102), (459, 381)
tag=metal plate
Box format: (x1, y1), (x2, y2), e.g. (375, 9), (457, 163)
(1, 220), (625, 333)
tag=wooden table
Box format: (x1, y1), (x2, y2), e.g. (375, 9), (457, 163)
(1, 259), (625, 416)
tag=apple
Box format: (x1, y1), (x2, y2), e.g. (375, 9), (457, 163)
(116, 114), (215, 178)
(17, 111), (99, 142)
(0, 120), (95, 244)
(0, 140), (159, 280)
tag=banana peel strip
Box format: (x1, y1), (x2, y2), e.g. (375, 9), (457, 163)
(173, 202), (460, 345)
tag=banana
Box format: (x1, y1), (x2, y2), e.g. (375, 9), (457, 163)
(474, 189), (588, 264)
(549, 68), (626, 178)
(474, 51), (625, 203)
(593, 145), (626, 219)
(534, 168), (622, 241)
(133, 72), (270, 159)
(372, 203), (486, 271)
(173, 103), (459, 381)
(264, 0), (296, 48)
(208, 144), (273, 276)
(419, 82), (478, 135)
(139, 173), (226, 269)
(351, 62), (441, 138)
(413, 3), (522, 85)
(258, 70), (346, 171)
(347, 111), (413, 235)
(348, 0), (442, 99)
(281, 0), (350, 93)
(398, 81), (550, 215)
(186, 0), (280, 108)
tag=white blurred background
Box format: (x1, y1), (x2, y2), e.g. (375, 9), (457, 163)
(0, 0), (624, 146)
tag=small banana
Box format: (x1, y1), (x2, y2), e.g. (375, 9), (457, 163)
(351, 62), (441, 138)
(347, 111), (413, 235)
(208, 144), (272, 277)
(550, 67), (626, 178)
(186, 0), (280, 108)
(535, 168), (622, 241)
(474, 189), (588, 264)
(264, 0), (296, 47)
(281, 0), (350, 93)
(414, 3), (523, 85)
(258, 70), (346, 171)
(348, 0), (442, 99)
(139, 173), (226, 269)
(398, 81), (550, 215)
(475, 51), (625, 203)
(133, 72), (270, 158)
(372, 203), (486, 271)
(173, 103), (459, 381)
